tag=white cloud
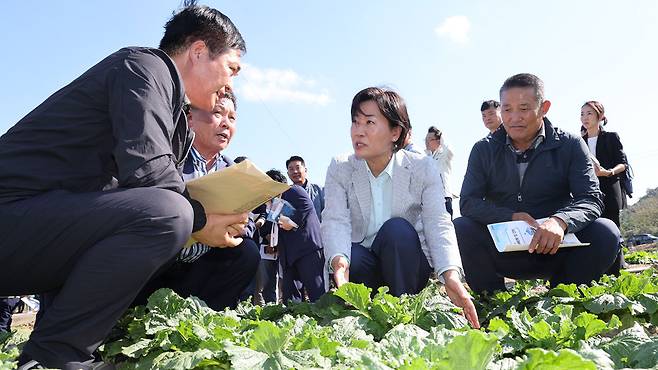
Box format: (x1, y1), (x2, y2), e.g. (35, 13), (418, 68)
(238, 64), (331, 105)
(435, 16), (471, 45)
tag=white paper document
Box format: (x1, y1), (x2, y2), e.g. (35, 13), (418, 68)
(487, 218), (590, 252)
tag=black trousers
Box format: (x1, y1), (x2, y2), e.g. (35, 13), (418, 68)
(135, 238), (260, 311)
(454, 216), (621, 294)
(350, 218), (432, 297)
(0, 188), (193, 368)
(0, 297), (21, 332)
(281, 250), (325, 303)
(600, 180), (625, 275)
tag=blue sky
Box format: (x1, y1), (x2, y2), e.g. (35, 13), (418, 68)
(1, 1), (657, 209)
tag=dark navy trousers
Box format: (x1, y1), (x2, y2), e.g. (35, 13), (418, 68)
(0, 297), (20, 333)
(350, 217), (432, 296)
(454, 216), (621, 294)
(0, 188), (193, 368)
(135, 238), (260, 311)
(281, 250), (325, 303)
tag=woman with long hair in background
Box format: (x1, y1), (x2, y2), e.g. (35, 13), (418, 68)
(581, 100), (628, 273)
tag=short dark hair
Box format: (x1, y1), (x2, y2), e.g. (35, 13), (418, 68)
(351, 87), (410, 151)
(286, 155), (305, 168)
(266, 169), (287, 184)
(234, 156), (248, 163)
(159, 0), (246, 58)
(480, 100), (500, 112)
(499, 73), (544, 106)
(427, 126), (442, 140)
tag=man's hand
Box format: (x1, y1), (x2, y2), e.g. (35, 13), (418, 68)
(192, 213), (249, 248)
(331, 255), (350, 288)
(512, 212), (539, 228)
(528, 217), (566, 254)
(442, 270), (480, 328)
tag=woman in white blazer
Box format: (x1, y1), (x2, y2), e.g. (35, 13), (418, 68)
(321, 87), (479, 328)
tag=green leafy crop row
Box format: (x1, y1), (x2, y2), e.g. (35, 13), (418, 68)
(2, 270), (658, 369)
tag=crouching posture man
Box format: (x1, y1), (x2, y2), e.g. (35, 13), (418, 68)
(455, 73), (620, 295)
(0, 3), (248, 368)
(136, 92), (260, 311)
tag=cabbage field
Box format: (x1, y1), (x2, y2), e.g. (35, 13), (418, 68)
(2, 269), (658, 369)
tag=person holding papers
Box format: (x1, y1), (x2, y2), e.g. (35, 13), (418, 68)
(276, 183), (326, 303)
(136, 92), (260, 311)
(455, 73), (621, 295)
(0, 3), (248, 368)
(322, 87), (479, 328)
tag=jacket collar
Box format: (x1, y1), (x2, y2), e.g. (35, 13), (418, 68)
(491, 117), (561, 152)
(350, 150), (412, 225)
(391, 150), (412, 216)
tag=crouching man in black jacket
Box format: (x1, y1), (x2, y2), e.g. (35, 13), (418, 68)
(0, 3), (248, 369)
(455, 73), (620, 295)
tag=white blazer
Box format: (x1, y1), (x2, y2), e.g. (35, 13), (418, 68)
(320, 150), (463, 287)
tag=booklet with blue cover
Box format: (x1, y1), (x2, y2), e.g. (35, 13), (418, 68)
(266, 197), (297, 227)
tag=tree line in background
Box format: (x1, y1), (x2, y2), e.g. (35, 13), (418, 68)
(621, 187), (658, 237)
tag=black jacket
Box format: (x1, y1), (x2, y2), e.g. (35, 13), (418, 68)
(0, 47), (207, 231)
(583, 130), (627, 187)
(460, 118), (603, 233)
(278, 185), (323, 267)
(583, 129), (628, 209)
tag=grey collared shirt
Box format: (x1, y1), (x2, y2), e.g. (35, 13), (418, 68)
(506, 124), (546, 186)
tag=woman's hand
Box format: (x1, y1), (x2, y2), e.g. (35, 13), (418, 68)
(331, 255), (350, 288)
(594, 166), (610, 177)
(442, 270), (480, 329)
(278, 215), (297, 231)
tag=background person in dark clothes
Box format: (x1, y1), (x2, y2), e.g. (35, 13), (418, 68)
(0, 2), (248, 368)
(581, 100), (629, 274)
(0, 296), (21, 333)
(275, 172), (326, 302)
(135, 92), (260, 311)
(455, 73), (620, 295)
(286, 156), (325, 222)
(252, 169), (290, 305)
(234, 155), (268, 302)
(481, 99), (503, 134)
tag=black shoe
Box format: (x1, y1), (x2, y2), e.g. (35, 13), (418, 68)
(17, 353), (115, 370)
(62, 361), (116, 370)
(17, 353), (45, 370)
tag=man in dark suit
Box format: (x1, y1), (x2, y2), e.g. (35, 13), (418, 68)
(277, 182), (325, 302)
(0, 4), (248, 368)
